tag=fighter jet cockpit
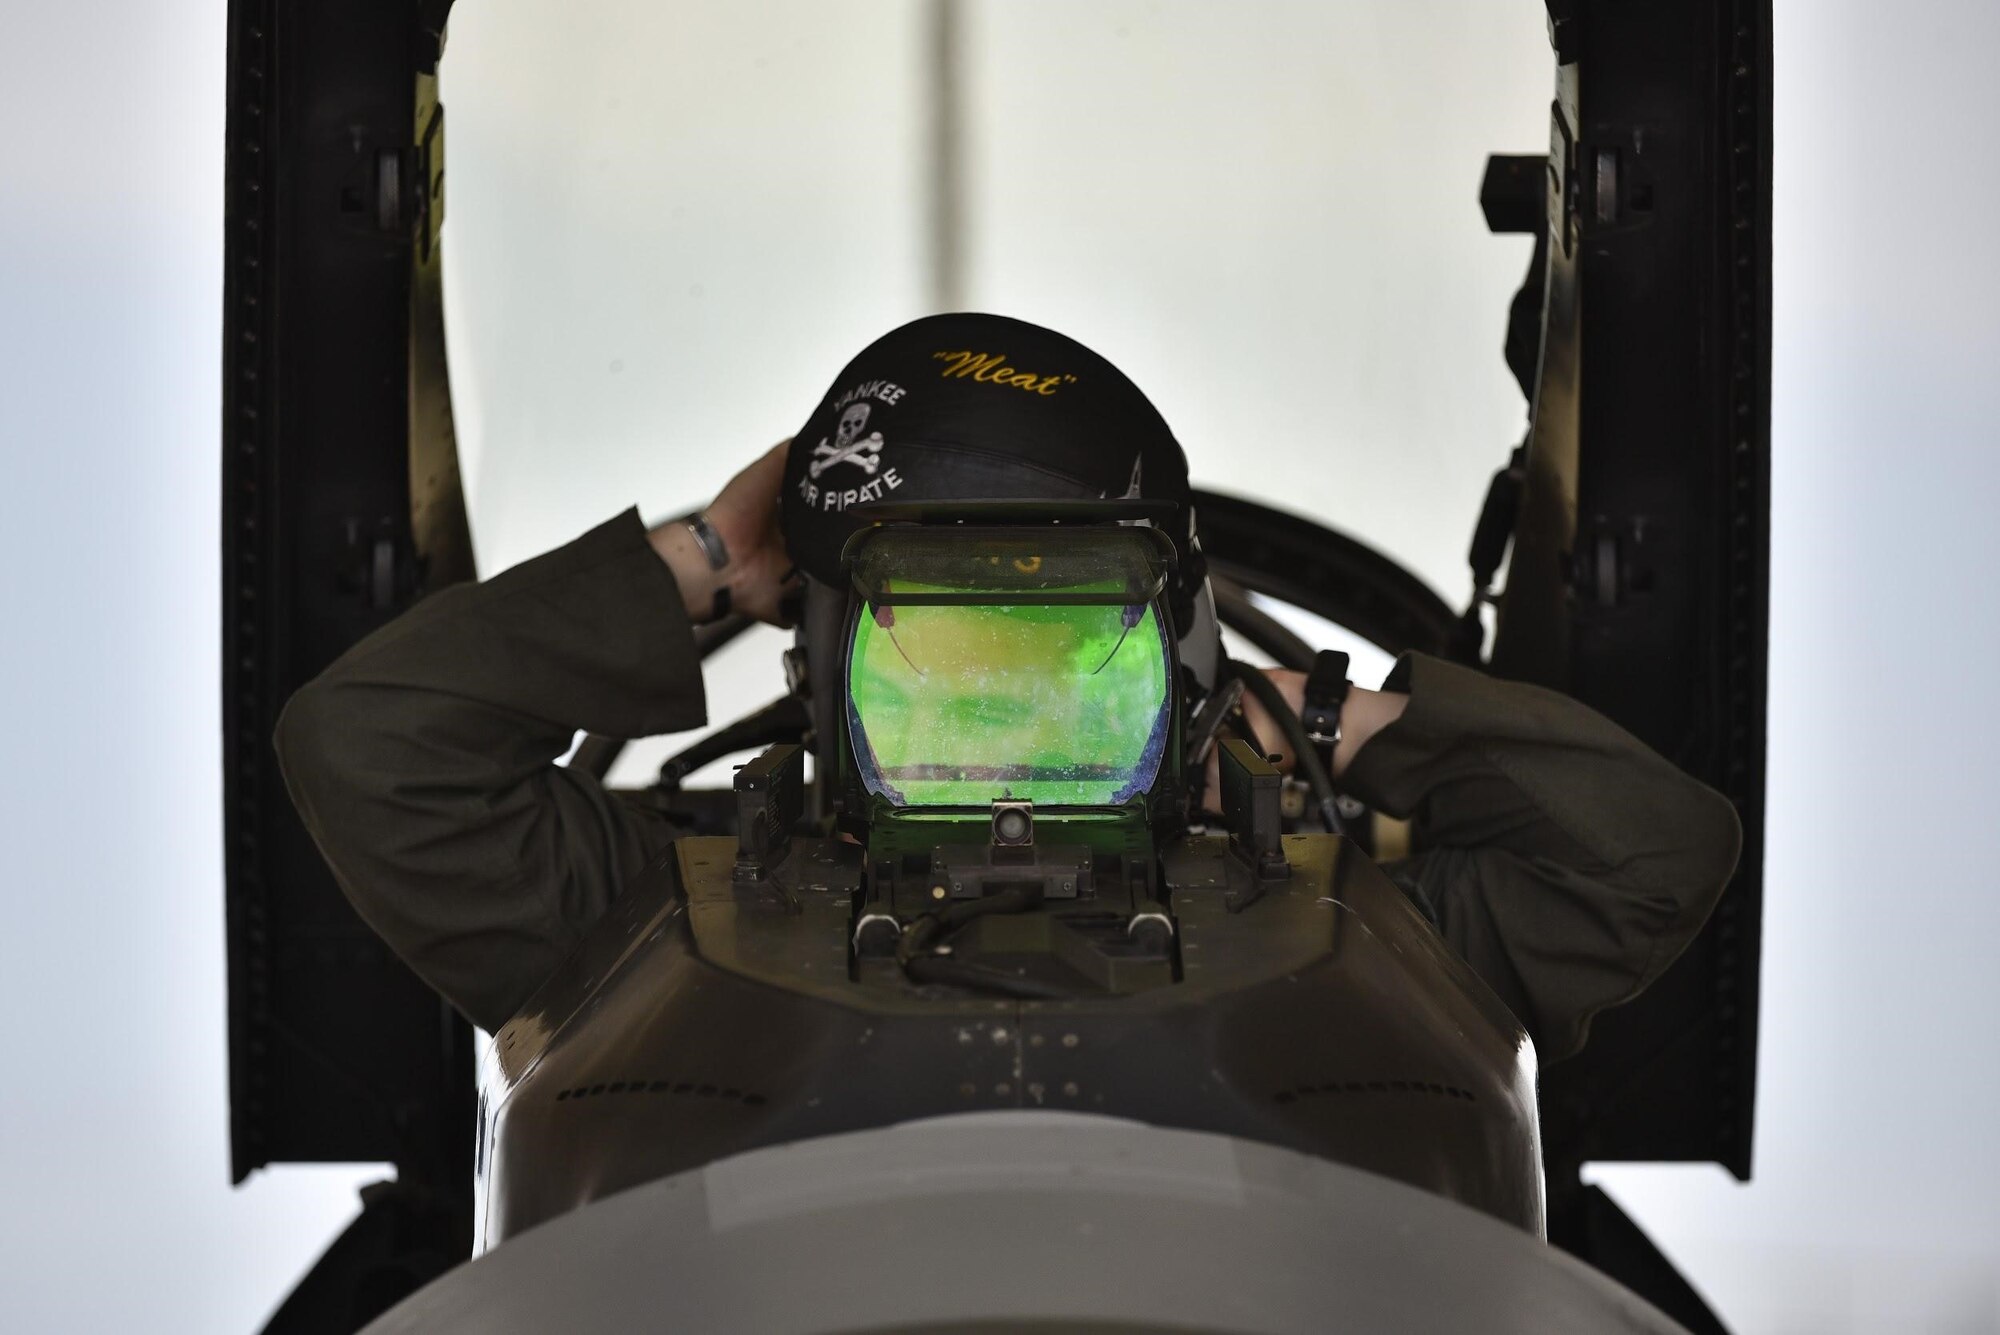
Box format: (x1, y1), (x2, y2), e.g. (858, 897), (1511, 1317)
(221, 3), (1769, 1331)
(473, 491), (1547, 1252)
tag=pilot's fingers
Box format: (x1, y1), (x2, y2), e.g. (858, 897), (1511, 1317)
(766, 566), (807, 630)
(1234, 677), (1297, 774)
(739, 560), (806, 629)
(1198, 673), (1302, 817)
(710, 439), (795, 553)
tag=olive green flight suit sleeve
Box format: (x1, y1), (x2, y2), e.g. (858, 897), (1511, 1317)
(1340, 653), (1743, 1062)
(277, 509), (1740, 1056)
(275, 509), (704, 1032)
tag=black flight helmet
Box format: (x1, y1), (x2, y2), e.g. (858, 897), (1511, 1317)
(782, 313), (1219, 836)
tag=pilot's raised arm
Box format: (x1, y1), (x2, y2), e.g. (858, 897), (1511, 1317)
(276, 313), (1741, 1058)
(1239, 655), (1742, 1061)
(275, 445), (797, 1032)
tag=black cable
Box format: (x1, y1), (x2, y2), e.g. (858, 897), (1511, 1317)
(896, 884), (1071, 998)
(1211, 576), (1315, 671)
(654, 694), (811, 790)
(1227, 658), (1348, 837)
(693, 612), (755, 658)
(1183, 677), (1246, 810)
(896, 884), (1044, 962)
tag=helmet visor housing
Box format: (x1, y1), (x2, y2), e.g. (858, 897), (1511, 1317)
(843, 526), (1175, 809)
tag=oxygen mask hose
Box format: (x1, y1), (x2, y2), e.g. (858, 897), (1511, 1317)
(1226, 659), (1348, 838)
(896, 884), (1045, 964)
(896, 884), (1074, 999)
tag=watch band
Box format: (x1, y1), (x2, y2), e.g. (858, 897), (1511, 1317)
(682, 512), (732, 572)
(1301, 649), (1352, 751)
(678, 512), (734, 623)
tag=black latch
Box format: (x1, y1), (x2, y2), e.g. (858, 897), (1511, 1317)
(1219, 738), (1289, 896)
(337, 516), (417, 610)
(1569, 516), (1654, 610)
(733, 744), (803, 886)
(1480, 155), (1548, 236)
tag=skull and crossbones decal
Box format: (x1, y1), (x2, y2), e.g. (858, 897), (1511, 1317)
(811, 403), (888, 478)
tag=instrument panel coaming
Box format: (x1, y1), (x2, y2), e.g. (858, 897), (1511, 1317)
(480, 833), (1543, 1248)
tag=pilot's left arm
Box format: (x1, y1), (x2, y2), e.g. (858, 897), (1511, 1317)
(1243, 657), (1742, 1062)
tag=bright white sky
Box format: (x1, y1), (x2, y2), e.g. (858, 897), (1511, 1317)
(439, 0), (1545, 782)
(2, 2), (1998, 1330)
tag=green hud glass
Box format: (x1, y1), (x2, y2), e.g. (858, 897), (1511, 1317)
(841, 524), (1179, 812)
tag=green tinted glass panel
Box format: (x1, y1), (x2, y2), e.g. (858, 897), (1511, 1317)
(847, 599), (1170, 807)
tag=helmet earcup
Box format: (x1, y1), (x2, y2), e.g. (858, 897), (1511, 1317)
(1176, 578), (1221, 697)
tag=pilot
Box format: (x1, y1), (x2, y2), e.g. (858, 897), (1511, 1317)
(276, 312), (1741, 1063)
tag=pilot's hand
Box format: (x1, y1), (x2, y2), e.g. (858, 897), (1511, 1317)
(649, 440), (802, 627)
(1201, 667), (1407, 811)
(1202, 670), (1306, 811)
